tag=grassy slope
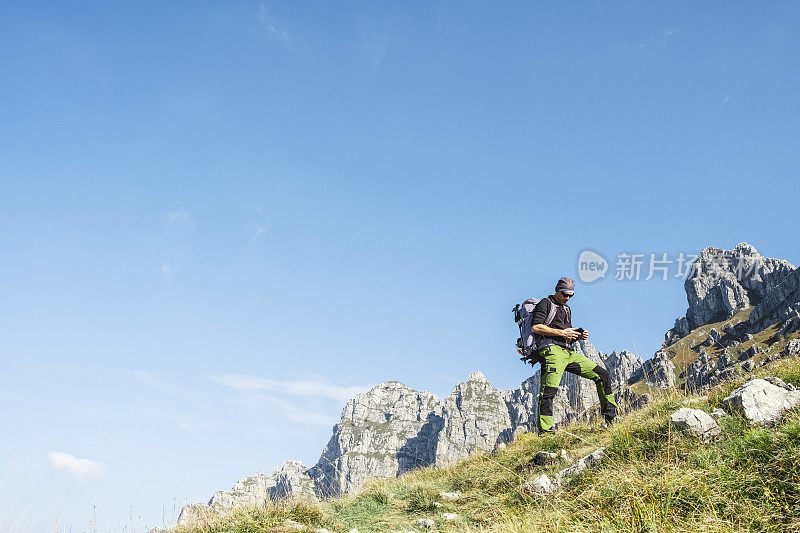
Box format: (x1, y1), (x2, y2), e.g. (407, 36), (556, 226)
(662, 307), (798, 391)
(175, 347), (800, 533)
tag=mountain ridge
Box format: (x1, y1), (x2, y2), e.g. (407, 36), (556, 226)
(172, 241), (800, 529)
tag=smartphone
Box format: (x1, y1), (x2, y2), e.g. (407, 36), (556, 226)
(576, 327), (585, 334)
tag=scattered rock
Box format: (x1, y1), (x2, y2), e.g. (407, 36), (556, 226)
(739, 344), (763, 361)
(684, 351), (716, 390)
(742, 360), (755, 372)
(415, 518), (435, 529)
(522, 474), (555, 494)
(532, 450), (562, 466)
(283, 519), (305, 530)
(669, 408), (721, 441)
(441, 513), (458, 520)
(702, 328), (722, 346)
(777, 315), (800, 336)
(554, 448), (606, 485)
(723, 378), (800, 425)
(763, 377), (796, 391)
(439, 491), (461, 502)
(710, 408), (726, 418)
(717, 348), (737, 371)
(784, 339), (800, 357)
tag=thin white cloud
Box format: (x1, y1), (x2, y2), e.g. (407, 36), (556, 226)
(161, 263), (171, 277)
(212, 374), (372, 403)
(259, 3), (288, 41)
(633, 26), (680, 49)
(47, 452), (105, 481)
(252, 225), (267, 242)
(166, 207), (195, 232)
(656, 27), (679, 46)
(241, 394), (337, 426)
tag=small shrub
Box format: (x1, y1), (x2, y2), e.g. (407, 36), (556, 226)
(372, 490), (389, 505)
(406, 487), (438, 513)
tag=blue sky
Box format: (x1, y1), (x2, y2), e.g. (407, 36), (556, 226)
(1, 2), (799, 530)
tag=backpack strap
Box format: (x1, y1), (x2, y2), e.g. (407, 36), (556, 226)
(544, 297), (559, 326)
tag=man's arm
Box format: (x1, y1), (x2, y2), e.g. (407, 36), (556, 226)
(532, 323), (581, 341)
(531, 299), (580, 342)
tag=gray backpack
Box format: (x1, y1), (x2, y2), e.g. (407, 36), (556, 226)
(513, 297), (560, 359)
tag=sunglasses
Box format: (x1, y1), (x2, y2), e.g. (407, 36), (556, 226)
(560, 292), (574, 299)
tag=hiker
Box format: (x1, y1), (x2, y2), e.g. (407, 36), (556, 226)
(529, 277), (618, 434)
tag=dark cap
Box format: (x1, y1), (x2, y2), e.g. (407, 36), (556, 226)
(555, 277), (575, 293)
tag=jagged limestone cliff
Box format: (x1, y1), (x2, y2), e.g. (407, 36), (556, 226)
(664, 242), (796, 344)
(657, 243), (800, 392)
(308, 381), (442, 498)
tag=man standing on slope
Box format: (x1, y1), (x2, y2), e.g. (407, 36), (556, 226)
(531, 277), (618, 434)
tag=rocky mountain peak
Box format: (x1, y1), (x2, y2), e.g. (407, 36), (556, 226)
(664, 242), (796, 346)
(467, 370), (489, 383)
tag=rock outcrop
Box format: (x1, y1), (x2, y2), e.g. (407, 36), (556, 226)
(310, 370), (517, 496)
(177, 466), (299, 527)
(522, 447), (607, 494)
(746, 268), (800, 334)
(208, 471), (275, 510)
(272, 460), (316, 501)
(308, 381), (443, 498)
(629, 350), (675, 389)
(664, 243), (796, 346)
(433, 371), (512, 467)
(669, 408), (720, 441)
(723, 378), (800, 425)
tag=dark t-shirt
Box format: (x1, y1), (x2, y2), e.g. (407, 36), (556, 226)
(532, 295), (572, 348)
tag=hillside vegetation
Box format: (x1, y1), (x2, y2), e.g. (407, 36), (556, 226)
(172, 352), (800, 533)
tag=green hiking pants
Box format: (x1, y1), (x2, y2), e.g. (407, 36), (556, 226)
(536, 344), (618, 434)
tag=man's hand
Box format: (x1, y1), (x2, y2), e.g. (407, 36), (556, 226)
(562, 328), (581, 342)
